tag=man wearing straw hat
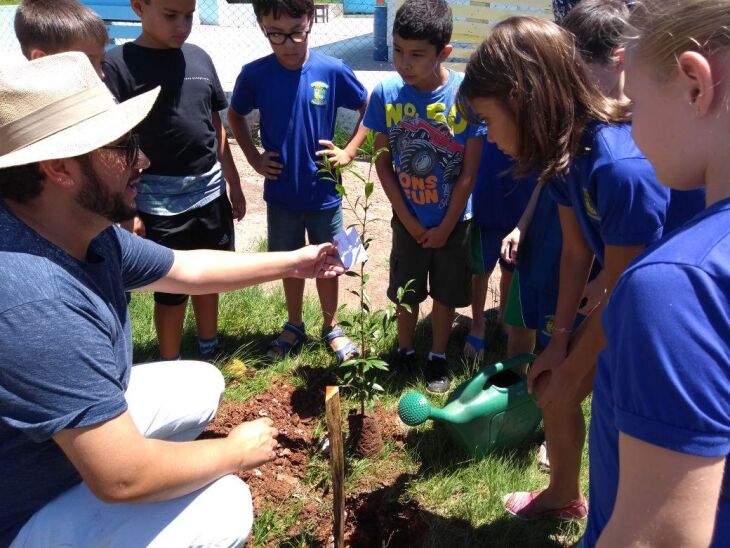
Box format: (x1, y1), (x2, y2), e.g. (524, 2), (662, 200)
(0, 52), (344, 547)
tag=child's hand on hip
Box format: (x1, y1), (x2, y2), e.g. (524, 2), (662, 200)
(254, 150), (283, 180)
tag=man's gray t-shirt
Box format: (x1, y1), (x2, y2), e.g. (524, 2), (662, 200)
(0, 201), (174, 545)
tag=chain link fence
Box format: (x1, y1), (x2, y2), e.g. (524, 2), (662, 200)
(0, 1), (393, 92)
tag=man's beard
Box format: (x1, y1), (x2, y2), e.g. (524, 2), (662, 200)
(74, 156), (136, 224)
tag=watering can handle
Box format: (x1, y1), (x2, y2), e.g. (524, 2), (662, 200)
(459, 353), (537, 401)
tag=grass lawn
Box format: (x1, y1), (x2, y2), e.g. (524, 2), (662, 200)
(130, 286), (590, 547)
(0, 1), (19, 5)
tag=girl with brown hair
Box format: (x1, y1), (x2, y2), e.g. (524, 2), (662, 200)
(459, 15), (671, 520)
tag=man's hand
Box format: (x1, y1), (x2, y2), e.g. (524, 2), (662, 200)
(290, 243), (345, 279)
(227, 418), (279, 472)
(419, 225), (449, 249)
(501, 226), (522, 264)
(229, 185), (247, 221)
(316, 139), (354, 168)
(253, 150), (283, 180)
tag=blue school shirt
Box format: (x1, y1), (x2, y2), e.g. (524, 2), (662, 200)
(230, 51), (367, 212)
(472, 139), (537, 230)
(665, 188), (706, 233)
(363, 71), (484, 228)
(587, 197), (730, 547)
(549, 122), (670, 265)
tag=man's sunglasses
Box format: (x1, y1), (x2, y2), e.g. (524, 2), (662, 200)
(101, 133), (140, 167)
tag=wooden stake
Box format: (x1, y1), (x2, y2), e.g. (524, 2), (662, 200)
(325, 385), (345, 548)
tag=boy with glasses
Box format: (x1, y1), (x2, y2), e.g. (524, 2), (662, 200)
(103, 0), (244, 362)
(228, 0), (368, 362)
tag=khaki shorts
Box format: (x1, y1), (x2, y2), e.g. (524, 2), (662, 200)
(387, 216), (472, 308)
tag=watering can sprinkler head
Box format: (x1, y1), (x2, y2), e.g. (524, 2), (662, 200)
(398, 391), (453, 426)
(398, 391), (431, 426)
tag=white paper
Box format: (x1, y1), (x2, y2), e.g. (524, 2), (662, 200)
(334, 226), (368, 269)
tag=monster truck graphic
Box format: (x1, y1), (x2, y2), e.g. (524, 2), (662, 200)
(388, 117), (464, 183)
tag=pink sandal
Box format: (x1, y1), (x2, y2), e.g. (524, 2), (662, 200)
(503, 489), (588, 521)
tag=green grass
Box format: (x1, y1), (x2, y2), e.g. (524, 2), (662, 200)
(130, 287), (589, 546)
(0, 1), (19, 5)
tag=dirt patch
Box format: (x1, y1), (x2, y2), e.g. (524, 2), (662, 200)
(201, 374), (430, 547)
(347, 410), (384, 458)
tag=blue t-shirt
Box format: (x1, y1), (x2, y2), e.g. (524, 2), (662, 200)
(472, 139), (537, 230)
(665, 188), (706, 233)
(230, 50), (367, 212)
(363, 71), (485, 228)
(587, 197), (730, 547)
(0, 202), (174, 546)
(549, 122), (670, 265)
(518, 184), (562, 293)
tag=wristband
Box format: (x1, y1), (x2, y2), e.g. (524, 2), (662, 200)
(551, 326), (572, 335)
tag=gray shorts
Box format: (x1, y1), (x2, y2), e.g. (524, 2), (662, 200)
(387, 216), (472, 308)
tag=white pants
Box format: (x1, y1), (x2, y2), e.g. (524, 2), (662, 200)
(11, 361), (253, 548)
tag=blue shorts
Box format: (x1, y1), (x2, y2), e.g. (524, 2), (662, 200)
(504, 269), (584, 347)
(470, 225), (514, 275)
(266, 203), (343, 252)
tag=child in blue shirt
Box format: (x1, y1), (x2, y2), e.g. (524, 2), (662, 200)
(465, 140), (536, 360)
(586, 1), (730, 545)
(459, 14), (670, 521)
(363, 0), (484, 393)
(104, 0), (244, 361)
(228, 0), (368, 362)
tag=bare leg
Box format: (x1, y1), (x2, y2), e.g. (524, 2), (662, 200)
(469, 271), (492, 340)
(317, 277), (353, 355)
(191, 294), (219, 341)
(154, 301), (187, 359)
(397, 303), (419, 350)
(269, 278), (306, 352)
(431, 300), (455, 355)
(498, 266), (513, 331)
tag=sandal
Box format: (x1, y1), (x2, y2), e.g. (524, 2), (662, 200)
(503, 489), (588, 521)
(266, 322), (306, 359)
(463, 333), (485, 360)
(323, 325), (359, 363)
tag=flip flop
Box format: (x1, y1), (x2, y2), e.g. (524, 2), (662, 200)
(463, 333), (485, 360)
(324, 325), (359, 363)
(266, 322), (306, 359)
(503, 490), (588, 521)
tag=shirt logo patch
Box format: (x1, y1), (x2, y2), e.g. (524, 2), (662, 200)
(311, 81), (329, 106)
(583, 188), (601, 221)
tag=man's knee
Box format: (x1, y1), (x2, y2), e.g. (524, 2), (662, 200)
(200, 476), (254, 545)
(179, 360), (224, 411)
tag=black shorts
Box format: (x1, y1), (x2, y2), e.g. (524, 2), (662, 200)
(139, 194), (235, 306)
(387, 216), (472, 308)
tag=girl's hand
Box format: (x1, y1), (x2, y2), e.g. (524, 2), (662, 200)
(501, 226), (522, 264)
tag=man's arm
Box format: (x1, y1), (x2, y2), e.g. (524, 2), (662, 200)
(213, 111), (245, 220)
(54, 411), (277, 503)
(421, 136), (483, 248)
(139, 244), (343, 296)
(598, 433), (725, 547)
(227, 107), (283, 180)
(372, 132), (425, 240)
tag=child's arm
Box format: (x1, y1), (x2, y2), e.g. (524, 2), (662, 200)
(421, 136), (483, 249)
(373, 132), (425, 240)
(227, 107), (283, 180)
(213, 112), (245, 221)
(316, 102), (369, 168)
(501, 181), (545, 264)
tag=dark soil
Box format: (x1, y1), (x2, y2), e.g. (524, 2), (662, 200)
(201, 370), (429, 547)
(347, 410), (384, 457)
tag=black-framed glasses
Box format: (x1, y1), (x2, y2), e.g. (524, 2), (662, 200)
(263, 27), (311, 45)
(101, 133), (140, 166)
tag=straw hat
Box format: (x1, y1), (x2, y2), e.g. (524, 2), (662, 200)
(0, 51), (159, 169)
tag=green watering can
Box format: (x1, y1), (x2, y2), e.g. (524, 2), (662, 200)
(398, 353), (542, 457)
